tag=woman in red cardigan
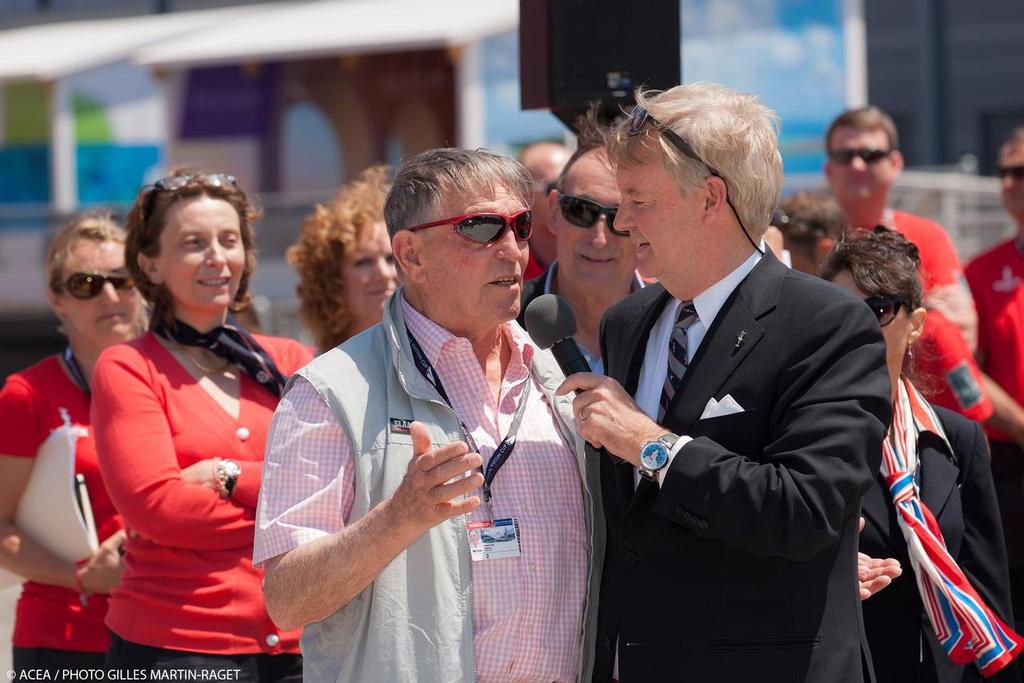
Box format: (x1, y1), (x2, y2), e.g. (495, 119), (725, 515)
(91, 170), (311, 679)
(0, 214), (143, 675)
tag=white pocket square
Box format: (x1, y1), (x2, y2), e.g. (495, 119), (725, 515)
(700, 394), (745, 420)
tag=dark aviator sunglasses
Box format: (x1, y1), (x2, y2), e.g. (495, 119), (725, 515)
(828, 148), (892, 165)
(58, 272), (136, 300)
(864, 295), (903, 327)
(557, 194), (627, 236)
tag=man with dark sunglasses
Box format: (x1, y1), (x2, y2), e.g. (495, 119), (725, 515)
(966, 125), (1024, 629)
(825, 105), (994, 426)
(257, 148), (602, 683)
(557, 83), (892, 683)
(519, 114), (642, 374)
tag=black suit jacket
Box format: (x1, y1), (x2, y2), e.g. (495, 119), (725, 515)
(861, 405), (1020, 683)
(594, 251), (892, 683)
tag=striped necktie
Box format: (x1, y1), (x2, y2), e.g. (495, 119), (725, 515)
(659, 301), (699, 421)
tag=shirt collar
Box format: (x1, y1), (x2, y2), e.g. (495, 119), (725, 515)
(543, 259), (646, 295)
(400, 293), (534, 373)
(689, 246), (763, 328)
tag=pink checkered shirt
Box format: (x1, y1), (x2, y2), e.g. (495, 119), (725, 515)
(255, 296), (588, 683)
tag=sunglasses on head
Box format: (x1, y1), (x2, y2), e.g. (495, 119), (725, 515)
(864, 294), (903, 327)
(828, 148), (892, 165)
(626, 105), (763, 254)
(998, 165), (1024, 181)
(406, 209), (532, 244)
(557, 194), (627, 236)
(59, 272), (135, 300)
(141, 173), (237, 220)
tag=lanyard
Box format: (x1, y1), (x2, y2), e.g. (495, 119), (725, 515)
(406, 327), (531, 515)
(63, 346), (90, 396)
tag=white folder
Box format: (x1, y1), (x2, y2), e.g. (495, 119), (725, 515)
(0, 408), (99, 590)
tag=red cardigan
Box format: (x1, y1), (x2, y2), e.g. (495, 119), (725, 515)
(90, 331), (312, 655)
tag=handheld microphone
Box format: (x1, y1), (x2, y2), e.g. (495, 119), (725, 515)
(524, 294), (592, 376)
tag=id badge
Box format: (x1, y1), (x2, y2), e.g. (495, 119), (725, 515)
(466, 518), (522, 561)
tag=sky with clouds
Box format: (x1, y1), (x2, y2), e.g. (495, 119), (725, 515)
(484, 0), (847, 178)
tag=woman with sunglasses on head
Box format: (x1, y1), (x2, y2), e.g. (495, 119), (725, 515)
(288, 165), (397, 352)
(823, 227), (1022, 682)
(90, 169), (311, 679)
(0, 213), (144, 676)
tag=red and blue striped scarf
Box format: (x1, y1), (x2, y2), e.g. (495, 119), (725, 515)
(883, 378), (1023, 676)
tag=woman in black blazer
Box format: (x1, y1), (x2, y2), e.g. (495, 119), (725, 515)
(824, 228), (1021, 682)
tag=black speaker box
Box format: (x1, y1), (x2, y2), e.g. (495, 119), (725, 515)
(520, 0), (681, 129)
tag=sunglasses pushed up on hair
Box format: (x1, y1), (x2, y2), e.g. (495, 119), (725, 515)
(557, 194), (628, 236)
(406, 210), (533, 244)
(59, 272), (136, 300)
(141, 173), (238, 220)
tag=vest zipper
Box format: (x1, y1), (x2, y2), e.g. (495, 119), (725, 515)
(390, 329), (479, 682)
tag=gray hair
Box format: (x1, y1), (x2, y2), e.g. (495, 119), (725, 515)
(607, 82), (783, 238)
(384, 148), (533, 237)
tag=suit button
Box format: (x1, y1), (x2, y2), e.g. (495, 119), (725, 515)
(265, 633), (280, 647)
(601, 637), (613, 650)
(237, 426), (250, 441)
(624, 551), (638, 566)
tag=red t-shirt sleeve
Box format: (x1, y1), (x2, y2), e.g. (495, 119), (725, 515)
(90, 347), (260, 550)
(0, 375), (46, 458)
(917, 311), (993, 422)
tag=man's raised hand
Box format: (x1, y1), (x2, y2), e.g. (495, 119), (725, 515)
(389, 421), (484, 533)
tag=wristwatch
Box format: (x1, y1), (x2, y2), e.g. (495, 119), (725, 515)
(638, 433), (680, 480)
(216, 459), (242, 498)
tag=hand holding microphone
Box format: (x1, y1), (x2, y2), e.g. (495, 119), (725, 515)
(526, 294), (664, 465)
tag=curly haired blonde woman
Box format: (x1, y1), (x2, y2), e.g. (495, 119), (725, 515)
(288, 165), (397, 352)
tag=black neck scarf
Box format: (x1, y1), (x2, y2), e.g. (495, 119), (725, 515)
(155, 317), (288, 398)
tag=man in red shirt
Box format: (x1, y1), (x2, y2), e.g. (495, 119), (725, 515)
(965, 125), (1024, 626)
(825, 106), (993, 424)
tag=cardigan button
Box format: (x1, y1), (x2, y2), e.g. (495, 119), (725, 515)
(236, 426), (250, 441)
(265, 633), (280, 647)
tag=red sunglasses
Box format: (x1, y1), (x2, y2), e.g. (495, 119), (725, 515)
(406, 209), (532, 244)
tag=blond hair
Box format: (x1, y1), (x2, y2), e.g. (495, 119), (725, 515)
(607, 83), (783, 236)
(47, 212), (126, 292)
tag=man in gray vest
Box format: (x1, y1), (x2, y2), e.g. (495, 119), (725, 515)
(254, 148), (603, 683)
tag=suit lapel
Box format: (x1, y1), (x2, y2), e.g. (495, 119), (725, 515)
(661, 251), (784, 433)
(919, 440), (959, 519)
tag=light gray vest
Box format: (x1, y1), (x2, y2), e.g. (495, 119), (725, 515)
(293, 291), (603, 683)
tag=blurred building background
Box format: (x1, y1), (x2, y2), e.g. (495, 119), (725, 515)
(0, 0), (1022, 381)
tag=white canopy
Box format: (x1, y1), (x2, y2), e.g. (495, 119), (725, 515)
(135, 0), (519, 69)
(0, 7), (254, 84)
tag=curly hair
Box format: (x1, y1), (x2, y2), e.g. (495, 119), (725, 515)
(288, 165), (390, 350)
(124, 167), (260, 330)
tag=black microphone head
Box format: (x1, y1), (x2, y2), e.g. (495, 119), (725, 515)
(525, 294), (578, 350)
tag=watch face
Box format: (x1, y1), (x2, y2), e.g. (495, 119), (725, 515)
(640, 442), (669, 470)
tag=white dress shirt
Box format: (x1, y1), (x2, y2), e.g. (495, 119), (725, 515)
(634, 248), (763, 486)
